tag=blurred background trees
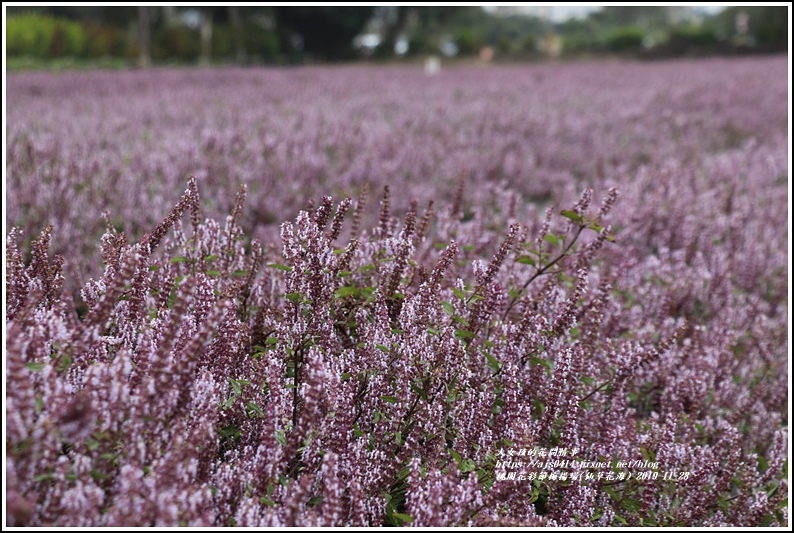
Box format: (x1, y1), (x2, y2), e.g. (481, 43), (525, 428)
(5, 5), (788, 67)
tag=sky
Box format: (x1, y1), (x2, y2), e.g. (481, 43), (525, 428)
(539, 5), (601, 22)
(482, 5), (727, 22)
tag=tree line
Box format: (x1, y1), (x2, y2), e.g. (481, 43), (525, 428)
(6, 6), (788, 66)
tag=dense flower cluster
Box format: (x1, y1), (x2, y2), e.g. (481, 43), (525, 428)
(5, 57), (789, 526)
(7, 57), (788, 289)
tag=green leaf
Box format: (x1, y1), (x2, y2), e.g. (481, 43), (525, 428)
(450, 448), (462, 464)
(217, 425), (240, 442)
(529, 356), (552, 370)
(640, 446), (656, 462)
(461, 458), (476, 473)
(544, 233), (561, 246)
(90, 469), (110, 480)
(56, 355), (72, 373)
(25, 362), (45, 372)
(484, 352), (501, 373)
(516, 255), (536, 266)
(380, 395), (399, 404)
(203, 255), (218, 261)
(560, 209), (583, 223)
(265, 337), (278, 345)
(451, 287), (467, 300)
(268, 263), (293, 271)
(229, 377), (242, 395)
(452, 315), (469, 327)
(307, 495), (324, 507)
(534, 398), (545, 417)
(231, 270), (248, 277)
(392, 513), (414, 524)
(410, 380), (428, 402)
(246, 402), (264, 418)
(454, 329), (476, 340)
(335, 286), (358, 298)
(376, 344), (390, 352)
(206, 269), (221, 277)
(621, 498), (642, 513)
(169, 256), (191, 263)
(148, 265), (160, 271)
(285, 292), (304, 303)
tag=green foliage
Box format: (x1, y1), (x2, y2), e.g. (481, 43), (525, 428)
(7, 13), (86, 57)
(660, 24), (720, 56)
(562, 33), (604, 56)
(605, 26), (646, 53)
(274, 7), (374, 61)
(670, 25), (719, 47)
(719, 6), (788, 50)
(210, 24), (237, 59)
(153, 25), (200, 61)
(452, 28), (483, 56)
(82, 21), (129, 57)
(246, 23), (281, 62)
(406, 33), (434, 56)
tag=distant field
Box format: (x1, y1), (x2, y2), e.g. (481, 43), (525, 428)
(7, 58), (788, 282)
(6, 57), (789, 526)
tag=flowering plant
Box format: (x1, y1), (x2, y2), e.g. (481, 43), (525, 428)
(7, 177), (787, 526)
(6, 58), (788, 527)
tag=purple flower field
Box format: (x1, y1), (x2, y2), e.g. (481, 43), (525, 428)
(5, 57), (789, 526)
